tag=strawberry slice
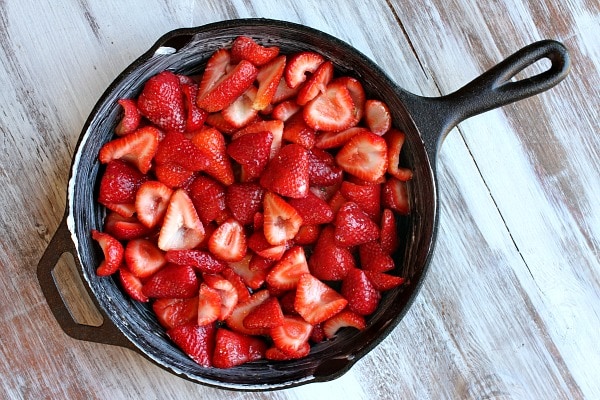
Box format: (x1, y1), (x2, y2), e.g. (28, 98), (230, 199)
(271, 76), (300, 103)
(314, 126), (368, 150)
(359, 241), (395, 272)
(364, 99), (392, 136)
(212, 328), (267, 369)
(203, 273), (240, 321)
(384, 129), (413, 181)
(221, 267), (252, 303)
(330, 76), (366, 124)
(167, 322), (216, 367)
(335, 131), (388, 183)
(197, 59), (258, 113)
(102, 202), (136, 218)
(260, 144), (310, 199)
(341, 268), (381, 316)
(247, 229), (287, 260)
(142, 264), (199, 299)
(265, 341), (310, 360)
(307, 147), (343, 187)
(191, 127), (235, 186)
(124, 238), (166, 278)
(134, 180), (173, 228)
(230, 36), (280, 66)
(363, 270), (405, 291)
(303, 84), (356, 132)
(115, 98), (141, 136)
(227, 255), (267, 290)
(222, 85), (259, 128)
(265, 245), (310, 291)
(181, 82), (208, 133)
(253, 55), (286, 111)
(205, 111), (239, 135)
(322, 309), (366, 339)
(98, 159), (148, 205)
(284, 51), (324, 89)
(91, 230), (124, 276)
(287, 191), (334, 225)
(165, 249), (226, 274)
(103, 212), (153, 241)
(308, 225), (355, 281)
(118, 267), (148, 302)
(270, 315), (313, 355)
(339, 180), (381, 221)
(197, 283), (222, 326)
(271, 100), (301, 121)
(158, 189), (205, 251)
(155, 131), (210, 172)
(282, 111), (316, 149)
(137, 70), (186, 132)
(233, 119), (284, 160)
(243, 297), (284, 329)
(98, 126), (160, 174)
(296, 60), (334, 106)
(187, 175), (228, 226)
(226, 130), (273, 181)
(225, 182), (265, 226)
(196, 49), (232, 102)
(225, 289), (270, 336)
(379, 208), (400, 254)
(334, 202), (380, 247)
(293, 224), (321, 245)
(263, 191), (303, 246)
(382, 177), (410, 215)
(208, 218), (247, 262)
(294, 273), (347, 324)
(153, 297), (199, 329)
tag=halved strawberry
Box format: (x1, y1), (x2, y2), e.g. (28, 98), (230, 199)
(270, 315), (313, 355)
(314, 126), (368, 150)
(226, 130), (273, 181)
(103, 212), (153, 241)
(287, 191), (334, 225)
(230, 36), (280, 66)
(233, 119), (284, 159)
(282, 111), (316, 149)
(124, 238), (166, 278)
(322, 309), (366, 339)
(142, 263), (199, 299)
(158, 189), (205, 251)
(197, 59), (258, 113)
(102, 202), (136, 218)
(359, 241), (395, 272)
(222, 85), (259, 128)
(341, 268), (381, 316)
(334, 202), (380, 247)
(296, 60), (334, 106)
(247, 229), (287, 260)
(335, 131), (388, 183)
(221, 267), (252, 303)
(167, 322), (216, 367)
(308, 225), (355, 281)
(253, 55), (286, 111)
(204, 111), (239, 135)
(135, 180), (173, 228)
(98, 159), (149, 205)
(225, 289), (270, 336)
(330, 76), (366, 124)
(91, 230), (124, 276)
(263, 191), (303, 246)
(165, 249), (226, 274)
(154, 162), (195, 189)
(265, 245), (310, 291)
(203, 273), (240, 320)
(363, 270), (405, 291)
(227, 255), (267, 290)
(153, 297), (199, 329)
(265, 341), (310, 360)
(225, 182), (265, 226)
(191, 127), (235, 185)
(118, 267), (148, 302)
(260, 144), (310, 199)
(303, 84), (356, 132)
(98, 126), (160, 174)
(181, 82), (208, 133)
(271, 76), (300, 104)
(137, 70), (186, 132)
(294, 273), (347, 324)
(187, 175), (228, 226)
(208, 218), (247, 262)
(271, 100), (301, 121)
(379, 208), (399, 254)
(115, 98), (141, 136)
(284, 51), (324, 89)
(339, 180), (381, 221)
(155, 131), (209, 172)
(293, 224), (321, 245)
(196, 48), (232, 103)
(197, 283), (222, 326)
(243, 297), (284, 329)
(384, 129), (413, 181)
(364, 99), (391, 136)
(212, 328), (267, 369)
(382, 177), (410, 215)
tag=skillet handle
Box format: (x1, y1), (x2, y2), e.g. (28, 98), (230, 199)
(37, 214), (136, 350)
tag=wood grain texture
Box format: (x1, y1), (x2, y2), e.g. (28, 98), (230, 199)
(0, 0), (598, 398)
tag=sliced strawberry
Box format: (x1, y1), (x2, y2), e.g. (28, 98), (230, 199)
(282, 111), (316, 149)
(293, 224), (321, 245)
(142, 264), (199, 299)
(225, 182), (265, 226)
(212, 328), (267, 369)
(382, 177), (410, 215)
(294, 273), (347, 324)
(102, 202), (136, 218)
(226, 289), (270, 336)
(364, 99), (391, 136)
(384, 129), (413, 181)
(203, 273), (240, 320)
(226, 130), (273, 181)
(98, 159), (148, 205)
(307, 147), (343, 187)
(221, 267), (252, 303)
(334, 202), (380, 247)
(98, 126), (160, 174)
(124, 238), (166, 278)
(260, 144), (310, 198)
(118, 267), (148, 302)
(103, 212), (153, 241)
(270, 315), (313, 354)
(380, 208), (400, 254)
(167, 322), (216, 367)
(330, 76), (366, 124)
(137, 70), (186, 132)
(309, 322), (326, 344)
(339, 180), (381, 221)
(336, 131), (388, 183)
(197, 59), (258, 113)
(233, 119), (284, 160)
(205, 111), (239, 135)
(243, 297), (284, 329)
(231, 36), (280, 66)
(154, 162), (195, 189)
(271, 74), (301, 104)
(249, 254), (276, 272)
(287, 191), (334, 226)
(263, 191), (303, 246)
(165, 249), (226, 274)
(284, 51), (324, 89)
(197, 283), (222, 326)
(222, 85), (259, 128)
(155, 131), (209, 172)
(134, 180), (173, 228)
(227, 255), (267, 290)
(359, 241), (395, 272)
(115, 98), (141, 136)
(187, 175), (228, 226)
(158, 189), (205, 251)
(247, 229), (287, 260)
(91, 229), (124, 276)
(153, 297), (199, 329)
(271, 100), (301, 121)
(208, 218), (247, 262)
(197, 48), (232, 102)
(265, 245), (310, 291)
(341, 268), (381, 316)
(265, 341), (310, 360)
(308, 225), (355, 281)
(296, 60), (334, 105)
(314, 126), (368, 149)
(181, 82), (208, 132)
(253, 55), (286, 110)
(322, 309), (366, 339)
(191, 127), (235, 185)
(363, 270), (405, 291)
(303, 84), (355, 132)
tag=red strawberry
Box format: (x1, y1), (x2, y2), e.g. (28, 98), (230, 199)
(197, 283), (222, 326)
(382, 177), (410, 215)
(165, 249), (226, 274)
(230, 36), (280, 66)
(221, 267), (252, 303)
(265, 341), (310, 360)
(142, 264), (199, 299)
(212, 328), (267, 369)
(226, 289), (270, 336)
(98, 159), (148, 205)
(287, 191), (334, 225)
(225, 182), (265, 226)
(137, 70), (186, 132)
(314, 126), (368, 149)
(308, 225), (355, 281)
(284, 51), (324, 89)
(263, 191), (303, 246)
(363, 270), (405, 291)
(115, 98), (141, 136)
(196, 49), (232, 103)
(294, 273), (347, 324)
(253, 55), (286, 110)
(91, 229), (124, 276)
(227, 255), (267, 290)
(103, 212), (153, 241)
(330, 76), (366, 124)
(380, 208), (399, 254)
(124, 238), (166, 278)
(247, 229), (287, 260)
(153, 297), (199, 329)
(102, 202), (136, 218)
(296, 60), (334, 105)
(339, 180), (381, 220)
(134, 180), (173, 228)
(222, 85), (258, 128)
(364, 99), (391, 136)
(303, 84), (356, 132)
(335, 131), (388, 183)
(249, 254), (276, 272)
(243, 297), (284, 329)
(265, 246), (310, 291)
(271, 76), (300, 103)
(341, 268), (381, 316)
(384, 129), (413, 181)
(158, 189), (205, 251)
(334, 202), (380, 247)
(155, 131), (209, 172)
(191, 127), (235, 185)
(208, 218), (247, 262)
(118, 267), (148, 302)
(154, 162), (195, 189)
(260, 144), (310, 198)
(197, 59), (258, 113)
(309, 323), (326, 344)
(271, 100), (301, 121)
(226, 130), (273, 181)
(233, 119), (284, 159)
(203, 273), (240, 321)
(358, 241), (395, 272)
(181, 82), (208, 132)
(293, 224), (321, 245)
(307, 147), (343, 187)
(322, 309), (366, 339)
(98, 126), (160, 174)
(282, 111), (316, 149)
(167, 322), (216, 367)
(270, 315), (313, 354)
(187, 175), (228, 226)
(205, 111), (239, 135)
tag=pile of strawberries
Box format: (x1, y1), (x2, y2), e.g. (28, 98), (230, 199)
(91, 36), (413, 368)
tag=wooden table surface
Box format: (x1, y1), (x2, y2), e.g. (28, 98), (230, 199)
(1, 0), (598, 398)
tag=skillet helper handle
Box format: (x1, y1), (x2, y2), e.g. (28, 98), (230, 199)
(37, 214), (135, 350)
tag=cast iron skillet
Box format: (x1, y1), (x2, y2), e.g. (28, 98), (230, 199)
(36, 18), (570, 391)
